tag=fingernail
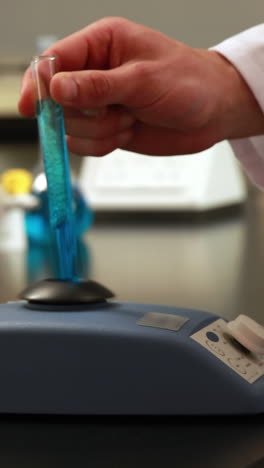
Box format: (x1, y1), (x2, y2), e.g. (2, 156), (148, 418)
(59, 76), (78, 101)
(120, 113), (135, 129)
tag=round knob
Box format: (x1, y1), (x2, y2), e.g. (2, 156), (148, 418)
(19, 278), (114, 309)
(227, 314), (264, 354)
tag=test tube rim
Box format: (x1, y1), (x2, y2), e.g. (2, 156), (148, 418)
(31, 54), (57, 65)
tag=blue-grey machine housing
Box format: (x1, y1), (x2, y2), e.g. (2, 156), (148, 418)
(0, 278), (263, 416)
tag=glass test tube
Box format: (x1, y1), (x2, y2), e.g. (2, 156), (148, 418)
(31, 55), (76, 280)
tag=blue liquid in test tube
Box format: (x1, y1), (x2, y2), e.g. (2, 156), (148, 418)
(36, 97), (76, 280)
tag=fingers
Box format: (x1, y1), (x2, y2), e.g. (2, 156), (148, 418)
(65, 118), (215, 157)
(18, 18), (163, 118)
(64, 104), (135, 156)
(64, 107), (135, 139)
(63, 106), (107, 119)
(67, 129), (134, 156)
(50, 65), (135, 109)
(44, 18), (129, 71)
(18, 18), (129, 116)
(123, 122), (216, 155)
(18, 62), (126, 117)
(18, 68), (35, 117)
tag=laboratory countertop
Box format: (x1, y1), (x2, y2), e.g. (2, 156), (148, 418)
(0, 193), (264, 467)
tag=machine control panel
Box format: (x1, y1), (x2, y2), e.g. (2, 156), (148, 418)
(191, 318), (264, 384)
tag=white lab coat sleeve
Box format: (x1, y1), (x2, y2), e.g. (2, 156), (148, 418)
(211, 24), (264, 189)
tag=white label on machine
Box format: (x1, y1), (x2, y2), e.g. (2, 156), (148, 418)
(191, 319), (264, 384)
(137, 312), (189, 332)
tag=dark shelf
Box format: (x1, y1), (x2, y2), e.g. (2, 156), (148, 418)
(0, 117), (38, 142)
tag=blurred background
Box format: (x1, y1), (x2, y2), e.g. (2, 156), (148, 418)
(1, 0), (263, 55)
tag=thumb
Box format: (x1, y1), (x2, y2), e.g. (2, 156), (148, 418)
(50, 64), (151, 109)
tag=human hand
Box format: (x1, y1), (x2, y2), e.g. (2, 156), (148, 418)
(18, 17), (264, 157)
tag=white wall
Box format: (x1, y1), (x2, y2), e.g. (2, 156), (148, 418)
(1, 0), (263, 56)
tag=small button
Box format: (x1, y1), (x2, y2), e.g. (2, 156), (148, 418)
(227, 315), (264, 354)
(206, 331), (219, 342)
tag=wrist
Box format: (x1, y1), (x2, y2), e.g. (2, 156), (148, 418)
(210, 51), (264, 140)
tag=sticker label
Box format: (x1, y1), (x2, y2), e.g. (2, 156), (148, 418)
(191, 319), (264, 384)
(137, 312), (189, 332)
